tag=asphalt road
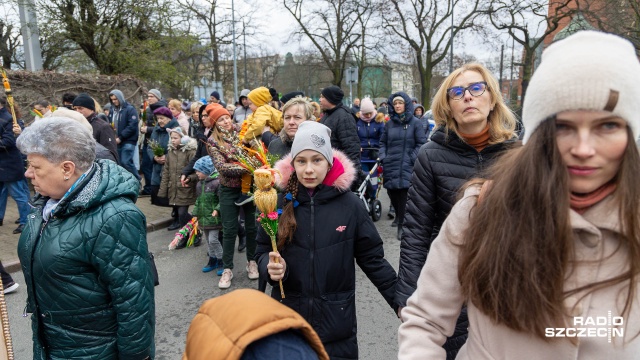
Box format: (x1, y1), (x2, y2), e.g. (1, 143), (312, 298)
(4, 193), (402, 359)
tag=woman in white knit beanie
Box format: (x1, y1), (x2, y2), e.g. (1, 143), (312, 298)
(399, 31), (640, 359)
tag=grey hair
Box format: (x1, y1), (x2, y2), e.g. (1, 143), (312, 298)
(17, 117), (96, 172)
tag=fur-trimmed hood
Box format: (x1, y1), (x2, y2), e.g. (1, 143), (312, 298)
(388, 91), (415, 123)
(168, 137), (198, 151)
(274, 149), (356, 192)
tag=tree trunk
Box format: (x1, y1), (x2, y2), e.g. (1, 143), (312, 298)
(422, 54), (434, 110)
(520, 49), (535, 107)
(212, 42), (221, 82)
(332, 64), (342, 86)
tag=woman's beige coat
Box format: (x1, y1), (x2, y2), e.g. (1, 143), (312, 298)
(398, 186), (640, 359)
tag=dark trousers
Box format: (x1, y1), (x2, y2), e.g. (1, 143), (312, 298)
(219, 185), (257, 269)
(173, 205), (190, 227)
(387, 188), (408, 226)
(141, 144), (153, 193)
(0, 261), (14, 286)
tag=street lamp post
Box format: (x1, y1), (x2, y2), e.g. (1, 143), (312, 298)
(18, 0), (43, 71)
(231, 0), (238, 103)
(243, 20), (248, 89)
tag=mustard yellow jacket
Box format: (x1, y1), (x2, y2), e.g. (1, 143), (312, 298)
(240, 104), (283, 142)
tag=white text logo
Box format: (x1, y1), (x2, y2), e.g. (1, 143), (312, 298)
(545, 311), (623, 343)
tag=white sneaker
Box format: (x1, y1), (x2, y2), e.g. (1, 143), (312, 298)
(246, 260), (259, 280)
(3, 282), (18, 294)
(218, 269), (233, 289)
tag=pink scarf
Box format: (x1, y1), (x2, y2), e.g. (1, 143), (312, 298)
(360, 113), (375, 123)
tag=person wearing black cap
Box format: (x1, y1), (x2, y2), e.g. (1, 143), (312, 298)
(268, 88), (280, 110)
(210, 91), (221, 104)
(318, 85), (362, 186)
(73, 93), (119, 163)
(279, 91), (304, 106)
(62, 93), (77, 110)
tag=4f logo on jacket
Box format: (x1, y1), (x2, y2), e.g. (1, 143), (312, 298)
(336, 226), (347, 232)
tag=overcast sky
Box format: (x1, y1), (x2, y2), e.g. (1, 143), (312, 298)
(1, 0), (529, 69)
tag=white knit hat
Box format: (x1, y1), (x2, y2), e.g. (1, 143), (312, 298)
(522, 31), (640, 143)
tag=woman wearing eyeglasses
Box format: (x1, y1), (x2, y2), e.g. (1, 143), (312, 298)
(394, 63), (518, 359)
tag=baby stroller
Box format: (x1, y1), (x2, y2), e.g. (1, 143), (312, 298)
(356, 148), (383, 222)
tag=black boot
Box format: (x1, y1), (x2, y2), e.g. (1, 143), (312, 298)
(167, 218), (180, 231)
(388, 205), (395, 219)
(391, 218), (398, 227)
(193, 230), (202, 247)
(397, 225), (403, 241)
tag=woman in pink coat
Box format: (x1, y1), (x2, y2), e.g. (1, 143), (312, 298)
(398, 31), (640, 359)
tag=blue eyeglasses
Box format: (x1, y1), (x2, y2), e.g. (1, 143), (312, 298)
(446, 81), (488, 100)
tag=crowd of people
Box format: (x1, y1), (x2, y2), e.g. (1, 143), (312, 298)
(0, 30), (639, 359)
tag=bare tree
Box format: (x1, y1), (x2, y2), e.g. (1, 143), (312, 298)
(351, 1), (380, 98)
(38, 21), (77, 71)
(360, 62), (392, 99)
(176, 0), (235, 82)
(580, 0), (639, 52)
(0, 19), (20, 68)
(382, 0), (482, 109)
(281, 0), (369, 85)
(486, 0), (574, 105)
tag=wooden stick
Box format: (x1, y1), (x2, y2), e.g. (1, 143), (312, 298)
(1, 68), (19, 129)
(270, 236), (285, 299)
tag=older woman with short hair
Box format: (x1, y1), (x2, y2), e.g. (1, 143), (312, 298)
(16, 117), (155, 359)
(266, 97), (314, 157)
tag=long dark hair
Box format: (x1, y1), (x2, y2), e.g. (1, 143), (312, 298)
(459, 117), (640, 339)
(277, 171), (300, 250)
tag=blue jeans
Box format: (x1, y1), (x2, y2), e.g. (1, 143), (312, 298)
(0, 179), (31, 224)
(118, 143), (141, 181)
(133, 144), (140, 171)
